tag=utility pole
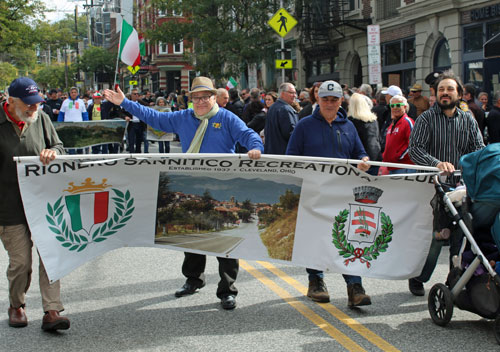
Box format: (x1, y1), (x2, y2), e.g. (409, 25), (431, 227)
(75, 5), (81, 81)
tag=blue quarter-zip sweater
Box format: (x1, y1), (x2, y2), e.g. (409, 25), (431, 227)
(286, 106), (368, 159)
(120, 98), (263, 153)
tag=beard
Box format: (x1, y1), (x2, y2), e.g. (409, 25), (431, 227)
(15, 106), (38, 125)
(437, 95), (459, 110)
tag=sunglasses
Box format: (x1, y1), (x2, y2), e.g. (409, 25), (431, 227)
(390, 103), (405, 108)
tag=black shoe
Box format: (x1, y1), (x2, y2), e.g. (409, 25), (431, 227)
(307, 278), (330, 303)
(175, 282), (204, 297)
(221, 295), (237, 310)
(347, 283), (371, 307)
(408, 278), (425, 296)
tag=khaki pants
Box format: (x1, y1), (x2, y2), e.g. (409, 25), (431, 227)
(0, 224), (63, 312)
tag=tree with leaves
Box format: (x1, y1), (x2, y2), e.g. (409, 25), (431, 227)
(77, 46), (117, 87)
(146, 0), (290, 81)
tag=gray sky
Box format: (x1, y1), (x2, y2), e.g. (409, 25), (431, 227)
(42, 0), (85, 23)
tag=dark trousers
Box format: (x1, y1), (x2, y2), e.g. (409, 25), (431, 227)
(128, 122), (143, 153)
(182, 252), (238, 298)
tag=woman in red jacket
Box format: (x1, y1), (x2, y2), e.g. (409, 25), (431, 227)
(382, 95), (416, 174)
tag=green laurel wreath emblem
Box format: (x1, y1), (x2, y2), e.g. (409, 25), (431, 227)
(332, 209), (393, 268)
(46, 189), (135, 252)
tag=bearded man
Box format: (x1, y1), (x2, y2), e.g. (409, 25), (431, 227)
(0, 77), (70, 330)
(407, 71), (484, 296)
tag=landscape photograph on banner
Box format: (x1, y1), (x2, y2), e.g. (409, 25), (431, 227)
(155, 172), (302, 261)
(53, 120), (127, 148)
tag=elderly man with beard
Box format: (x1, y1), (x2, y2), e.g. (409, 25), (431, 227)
(104, 77), (262, 310)
(0, 77), (70, 330)
(407, 71), (484, 296)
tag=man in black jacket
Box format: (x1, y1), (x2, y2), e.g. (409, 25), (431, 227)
(487, 91), (500, 144)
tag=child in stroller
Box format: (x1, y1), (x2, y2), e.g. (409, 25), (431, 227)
(427, 143), (500, 343)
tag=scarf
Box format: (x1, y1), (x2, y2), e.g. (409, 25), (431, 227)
(186, 103), (219, 153)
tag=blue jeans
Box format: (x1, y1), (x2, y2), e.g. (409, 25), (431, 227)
(128, 123), (143, 153)
(389, 168), (417, 175)
(414, 225), (464, 283)
(143, 131), (149, 153)
(306, 268), (362, 285)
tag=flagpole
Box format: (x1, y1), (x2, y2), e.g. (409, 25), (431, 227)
(113, 15), (124, 88)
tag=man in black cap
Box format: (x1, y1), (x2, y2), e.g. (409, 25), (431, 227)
(0, 77), (70, 330)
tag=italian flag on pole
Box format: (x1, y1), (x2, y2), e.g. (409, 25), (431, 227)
(119, 19), (141, 67)
(226, 77), (238, 90)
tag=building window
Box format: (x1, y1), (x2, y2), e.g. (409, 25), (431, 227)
(174, 41), (183, 54)
(403, 38), (415, 63)
(376, 0), (400, 21)
(465, 61), (484, 87)
(487, 21), (500, 40)
(158, 9), (166, 17)
(434, 39), (451, 71)
(464, 25), (484, 53)
(385, 42), (401, 66)
(347, 0), (360, 11)
(158, 42), (168, 55)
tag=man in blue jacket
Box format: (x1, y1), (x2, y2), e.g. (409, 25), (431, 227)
(264, 82), (298, 154)
(287, 80), (372, 307)
(104, 77), (262, 310)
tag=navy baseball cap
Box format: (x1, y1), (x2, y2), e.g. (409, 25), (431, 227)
(8, 77), (44, 105)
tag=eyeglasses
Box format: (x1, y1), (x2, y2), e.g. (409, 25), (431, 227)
(287, 90), (297, 95)
(192, 95), (213, 103)
(390, 103), (405, 108)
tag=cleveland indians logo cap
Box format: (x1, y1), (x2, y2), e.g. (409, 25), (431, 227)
(8, 77), (45, 105)
(318, 80), (343, 98)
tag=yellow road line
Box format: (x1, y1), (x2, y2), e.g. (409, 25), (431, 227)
(256, 261), (400, 352)
(240, 260), (366, 352)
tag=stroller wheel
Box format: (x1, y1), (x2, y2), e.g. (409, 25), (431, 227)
(428, 283), (454, 326)
(494, 316), (500, 345)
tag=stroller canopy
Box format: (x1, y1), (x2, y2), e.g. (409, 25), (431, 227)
(460, 143), (500, 202)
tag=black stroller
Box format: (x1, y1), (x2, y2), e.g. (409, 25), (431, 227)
(427, 144), (500, 344)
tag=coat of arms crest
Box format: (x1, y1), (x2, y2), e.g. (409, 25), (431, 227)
(332, 186), (393, 268)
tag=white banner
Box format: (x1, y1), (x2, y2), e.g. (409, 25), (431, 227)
(16, 155), (435, 282)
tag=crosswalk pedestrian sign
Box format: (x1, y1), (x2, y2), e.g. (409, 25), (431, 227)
(129, 80), (138, 85)
(268, 8), (297, 37)
(275, 60), (292, 69)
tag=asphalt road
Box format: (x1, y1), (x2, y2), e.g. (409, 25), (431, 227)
(2, 143), (499, 351)
(1, 240), (499, 351)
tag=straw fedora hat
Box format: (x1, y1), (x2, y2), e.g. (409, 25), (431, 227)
(189, 76), (217, 95)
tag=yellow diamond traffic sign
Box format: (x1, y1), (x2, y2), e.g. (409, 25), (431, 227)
(275, 59), (292, 69)
(127, 65), (140, 74)
(129, 80), (138, 85)
(268, 8), (297, 37)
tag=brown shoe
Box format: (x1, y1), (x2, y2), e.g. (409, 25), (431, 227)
(8, 306), (28, 328)
(307, 278), (330, 303)
(41, 310), (70, 331)
(347, 283), (371, 307)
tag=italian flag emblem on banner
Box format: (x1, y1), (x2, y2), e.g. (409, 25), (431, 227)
(119, 19), (141, 67)
(65, 192), (109, 232)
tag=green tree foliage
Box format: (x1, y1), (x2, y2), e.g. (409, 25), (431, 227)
(238, 209), (251, 223)
(33, 64), (74, 90)
(0, 0), (45, 71)
(147, 0), (289, 80)
(77, 46), (117, 86)
(0, 61), (18, 88)
(279, 189), (299, 210)
(241, 199), (252, 211)
(0, 0), (45, 53)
